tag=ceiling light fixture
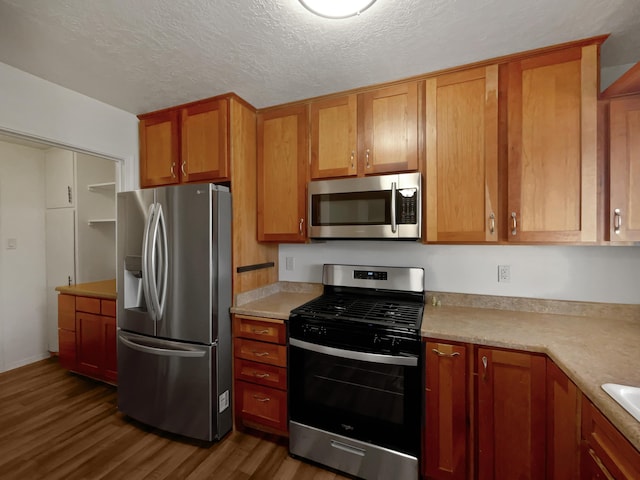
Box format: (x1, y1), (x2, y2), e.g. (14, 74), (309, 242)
(299, 0), (377, 19)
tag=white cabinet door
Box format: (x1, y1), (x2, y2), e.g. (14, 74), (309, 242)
(45, 208), (76, 352)
(45, 148), (75, 208)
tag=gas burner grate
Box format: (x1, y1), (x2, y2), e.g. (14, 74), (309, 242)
(294, 294), (423, 328)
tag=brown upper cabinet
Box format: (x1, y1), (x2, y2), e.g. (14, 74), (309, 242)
(609, 95), (640, 242)
(257, 104), (309, 242)
(139, 96), (229, 188)
(425, 65), (499, 243)
(506, 44), (599, 242)
(604, 62), (640, 242)
(310, 82), (420, 179)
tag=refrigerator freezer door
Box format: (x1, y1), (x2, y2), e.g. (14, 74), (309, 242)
(117, 188), (156, 336)
(117, 331), (231, 441)
(155, 183), (230, 345)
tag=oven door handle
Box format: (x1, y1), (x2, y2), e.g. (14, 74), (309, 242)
(289, 338), (418, 367)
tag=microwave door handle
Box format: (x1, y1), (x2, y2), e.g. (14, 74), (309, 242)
(390, 181), (397, 234)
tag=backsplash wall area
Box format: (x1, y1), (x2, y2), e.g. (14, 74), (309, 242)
(279, 243), (640, 304)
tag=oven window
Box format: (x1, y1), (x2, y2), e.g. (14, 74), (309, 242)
(311, 191), (391, 226)
(289, 344), (421, 456)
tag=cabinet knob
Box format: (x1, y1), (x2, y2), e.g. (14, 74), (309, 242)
(350, 151), (355, 170)
(170, 162), (176, 178)
(299, 218), (304, 235)
(432, 348), (460, 358)
(511, 212), (517, 236)
(489, 213), (495, 235)
(365, 149), (371, 168)
(252, 395), (270, 403)
(181, 162), (187, 176)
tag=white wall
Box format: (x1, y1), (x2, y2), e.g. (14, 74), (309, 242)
(0, 61), (139, 191)
(0, 61), (139, 372)
(0, 142), (49, 372)
(279, 242), (640, 304)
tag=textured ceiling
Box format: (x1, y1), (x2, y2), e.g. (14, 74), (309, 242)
(0, 0), (638, 114)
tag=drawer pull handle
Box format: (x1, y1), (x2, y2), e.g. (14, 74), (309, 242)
(254, 372), (271, 378)
(252, 395), (270, 402)
(432, 348), (460, 358)
(251, 328), (270, 335)
(252, 351), (270, 357)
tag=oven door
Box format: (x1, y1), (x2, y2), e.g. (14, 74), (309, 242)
(288, 338), (421, 456)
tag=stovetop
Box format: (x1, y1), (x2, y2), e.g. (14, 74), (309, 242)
(291, 291), (424, 330)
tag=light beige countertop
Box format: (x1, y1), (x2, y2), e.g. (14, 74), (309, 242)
(231, 283), (640, 452)
(55, 279), (117, 300)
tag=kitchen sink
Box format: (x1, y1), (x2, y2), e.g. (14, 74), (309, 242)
(602, 383), (640, 422)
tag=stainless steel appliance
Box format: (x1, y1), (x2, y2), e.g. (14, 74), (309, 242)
(288, 264), (424, 480)
(116, 183), (232, 442)
(308, 172), (421, 240)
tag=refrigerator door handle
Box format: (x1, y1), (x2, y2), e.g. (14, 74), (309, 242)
(141, 203), (156, 321)
(148, 203), (162, 321)
(156, 204), (168, 319)
(120, 334), (206, 358)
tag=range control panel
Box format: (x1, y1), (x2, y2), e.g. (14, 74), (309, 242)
(353, 270), (388, 281)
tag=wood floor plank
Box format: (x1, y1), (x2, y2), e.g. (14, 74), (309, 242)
(0, 358), (349, 480)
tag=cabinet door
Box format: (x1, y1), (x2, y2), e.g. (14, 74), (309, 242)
(57, 294), (76, 370)
(257, 105), (308, 242)
(139, 110), (180, 188)
(45, 148), (75, 208)
(477, 348), (546, 480)
(425, 66), (499, 242)
(507, 45), (598, 242)
(609, 95), (640, 241)
(181, 98), (229, 183)
(310, 94), (358, 179)
(360, 82), (419, 175)
(424, 342), (468, 480)
(103, 315), (117, 383)
(76, 312), (103, 377)
(546, 359), (580, 480)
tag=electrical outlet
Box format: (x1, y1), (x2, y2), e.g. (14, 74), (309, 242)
(498, 265), (511, 283)
(285, 257), (295, 271)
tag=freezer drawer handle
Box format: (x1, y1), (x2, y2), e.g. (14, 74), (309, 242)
(120, 335), (206, 358)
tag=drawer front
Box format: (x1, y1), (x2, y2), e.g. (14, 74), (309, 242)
(234, 317), (285, 344)
(101, 299), (116, 317)
(234, 338), (286, 367)
(76, 296), (101, 314)
(235, 380), (287, 433)
(582, 396), (640, 479)
(234, 358), (286, 390)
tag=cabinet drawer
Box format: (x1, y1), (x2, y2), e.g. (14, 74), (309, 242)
(235, 380), (287, 433)
(101, 299), (116, 317)
(233, 317), (285, 344)
(76, 296), (101, 314)
(582, 396), (640, 479)
(234, 338), (286, 367)
(234, 358), (286, 390)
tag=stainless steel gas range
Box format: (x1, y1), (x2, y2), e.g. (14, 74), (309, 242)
(288, 264), (425, 480)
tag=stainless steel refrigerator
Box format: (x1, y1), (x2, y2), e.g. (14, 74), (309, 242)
(116, 183), (232, 442)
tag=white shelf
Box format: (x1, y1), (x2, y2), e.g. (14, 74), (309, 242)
(87, 182), (116, 191)
(87, 219), (116, 226)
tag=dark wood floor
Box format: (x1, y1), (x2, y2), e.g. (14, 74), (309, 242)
(0, 358), (348, 480)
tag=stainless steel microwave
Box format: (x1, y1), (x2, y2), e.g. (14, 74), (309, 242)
(308, 172), (422, 240)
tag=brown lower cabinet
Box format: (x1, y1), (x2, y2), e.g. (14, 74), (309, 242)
(57, 293), (117, 384)
(423, 341), (640, 480)
(581, 395), (640, 479)
(233, 315), (288, 435)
